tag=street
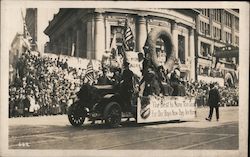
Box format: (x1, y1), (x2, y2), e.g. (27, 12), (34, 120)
(9, 107), (238, 150)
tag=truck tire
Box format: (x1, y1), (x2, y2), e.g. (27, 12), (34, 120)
(68, 102), (86, 127)
(146, 27), (176, 71)
(104, 102), (122, 128)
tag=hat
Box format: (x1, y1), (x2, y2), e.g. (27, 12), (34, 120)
(210, 83), (214, 89)
(124, 61), (130, 67)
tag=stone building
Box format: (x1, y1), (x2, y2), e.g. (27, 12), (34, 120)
(195, 9), (239, 86)
(44, 8), (198, 80)
(25, 8), (38, 50)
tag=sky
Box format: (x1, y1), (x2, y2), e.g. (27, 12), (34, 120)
(2, 6), (59, 52)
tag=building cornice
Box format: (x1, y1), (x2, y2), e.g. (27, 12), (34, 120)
(225, 9), (239, 17)
(98, 8), (196, 28)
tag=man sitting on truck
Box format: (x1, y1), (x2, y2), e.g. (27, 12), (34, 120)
(170, 68), (181, 96)
(120, 62), (136, 111)
(139, 67), (161, 96)
(97, 68), (112, 85)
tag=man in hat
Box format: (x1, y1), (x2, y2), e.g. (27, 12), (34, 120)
(206, 83), (221, 121)
(97, 68), (112, 85)
(170, 68), (181, 96)
(121, 62), (135, 111)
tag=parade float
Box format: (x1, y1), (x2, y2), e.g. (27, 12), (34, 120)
(67, 27), (196, 128)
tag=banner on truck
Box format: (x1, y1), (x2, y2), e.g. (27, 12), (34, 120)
(137, 96), (196, 123)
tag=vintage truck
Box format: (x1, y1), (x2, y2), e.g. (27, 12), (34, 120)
(67, 27), (196, 128)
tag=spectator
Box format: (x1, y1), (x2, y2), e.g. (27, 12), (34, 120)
(205, 84), (221, 121)
(8, 51), (239, 118)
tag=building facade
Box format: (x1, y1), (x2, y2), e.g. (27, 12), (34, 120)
(195, 9), (239, 86)
(25, 8), (38, 50)
(44, 8), (239, 84)
(44, 8), (198, 80)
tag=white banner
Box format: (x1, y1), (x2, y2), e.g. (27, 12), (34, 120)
(137, 96), (196, 123)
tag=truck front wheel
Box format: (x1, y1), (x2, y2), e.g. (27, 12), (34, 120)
(68, 103), (86, 127)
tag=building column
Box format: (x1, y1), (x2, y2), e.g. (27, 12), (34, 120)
(209, 10), (213, 37)
(221, 10), (225, 41)
(86, 18), (93, 59)
(196, 16), (200, 34)
(67, 29), (73, 56)
(105, 17), (110, 52)
(189, 28), (195, 81)
(64, 32), (68, 55)
(171, 21), (178, 58)
(75, 24), (81, 58)
(94, 13), (105, 61)
(136, 16), (147, 53)
(71, 27), (78, 57)
(231, 15), (235, 45)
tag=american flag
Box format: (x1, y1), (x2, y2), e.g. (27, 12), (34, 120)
(21, 10), (32, 41)
(85, 60), (95, 82)
(123, 18), (135, 51)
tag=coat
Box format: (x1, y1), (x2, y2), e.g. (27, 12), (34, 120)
(207, 88), (221, 107)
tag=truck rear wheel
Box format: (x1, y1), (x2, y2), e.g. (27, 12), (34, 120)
(104, 102), (121, 128)
(68, 103), (86, 127)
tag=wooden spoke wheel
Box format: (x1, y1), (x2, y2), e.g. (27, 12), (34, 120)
(68, 105), (86, 127)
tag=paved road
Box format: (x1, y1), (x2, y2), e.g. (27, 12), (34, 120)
(9, 107), (238, 150)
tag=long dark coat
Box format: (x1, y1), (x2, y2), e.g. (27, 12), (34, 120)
(207, 88), (221, 107)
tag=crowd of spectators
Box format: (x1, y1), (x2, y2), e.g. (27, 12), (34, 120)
(9, 51), (90, 117)
(8, 51), (239, 118)
(185, 80), (239, 107)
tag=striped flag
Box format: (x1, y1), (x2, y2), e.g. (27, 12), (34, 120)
(123, 18), (135, 51)
(85, 60), (95, 82)
(21, 10), (32, 42)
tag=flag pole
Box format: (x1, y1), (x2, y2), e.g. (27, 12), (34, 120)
(21, 9), (26, 38)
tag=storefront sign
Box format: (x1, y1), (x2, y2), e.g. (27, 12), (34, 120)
(137, 96), (196, 123)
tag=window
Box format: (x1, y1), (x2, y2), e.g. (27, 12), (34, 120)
(200, 21), (204, 34)
(235, 36), (239, 46)
(111, 26), (125, 55)
(200, 42), (211, 57)
(201, 9), (210, 17)
(225, 11), (232, 27)
(213, 26), (221, 40)
(200, 21), (210, 35)
(178, 35), (185, 64)
(225, 32), (232, 43)
(213, 9), (222, 23)
(235, 17), (239, 31)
